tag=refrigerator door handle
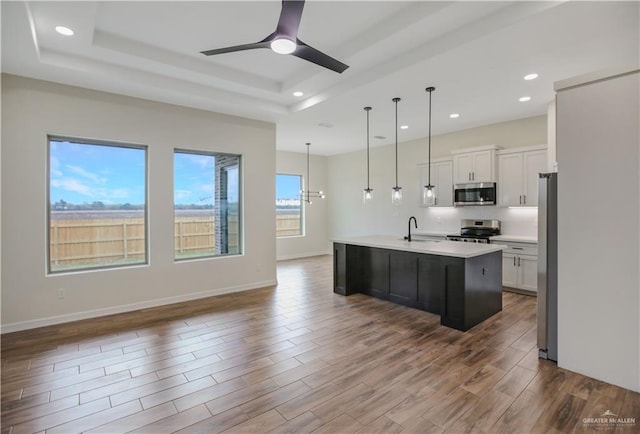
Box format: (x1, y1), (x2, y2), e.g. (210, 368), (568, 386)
(538, 172), (558, 362)
(537, 175), (549, 352)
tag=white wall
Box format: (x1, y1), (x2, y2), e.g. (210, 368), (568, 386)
(328, 115), (546, 238)
(556, 69), (639, 392)
(276, 150), (330, 260)
(1, 74), (277, 332)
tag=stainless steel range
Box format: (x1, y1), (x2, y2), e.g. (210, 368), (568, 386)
(446, 219), (501, 243)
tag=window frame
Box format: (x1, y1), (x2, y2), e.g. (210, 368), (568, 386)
(173, 148), (243, 262)
(46, 135), (149, 275)
(276, 172), (305, 239)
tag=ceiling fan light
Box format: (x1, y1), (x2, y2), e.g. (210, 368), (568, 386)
(271, 38), (297, 54)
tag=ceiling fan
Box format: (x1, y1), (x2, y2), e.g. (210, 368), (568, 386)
(200, 0), (349, 74)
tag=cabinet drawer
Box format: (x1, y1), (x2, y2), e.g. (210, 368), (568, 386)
(501, 243), (537, 256)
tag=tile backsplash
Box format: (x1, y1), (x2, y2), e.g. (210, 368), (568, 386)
(420, 206), (538, 236)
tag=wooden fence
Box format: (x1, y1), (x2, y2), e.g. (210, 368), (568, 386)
(49, 214), (300, 270)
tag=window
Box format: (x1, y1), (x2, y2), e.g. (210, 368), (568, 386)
(276, 174), (303, 237)
(174, 150), (241, 260)
(48, 137), (147, 273)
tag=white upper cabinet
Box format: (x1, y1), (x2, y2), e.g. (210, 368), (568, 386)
(498, 146), (547, 207)
(418, 159), (453, 207)
(452, 145), (499, 184)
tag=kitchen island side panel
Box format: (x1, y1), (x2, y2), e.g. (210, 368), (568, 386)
(333, 243), (362, 296)
(464, 251), (503, 330)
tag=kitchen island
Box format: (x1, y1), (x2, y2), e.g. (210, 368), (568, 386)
(333, 236), (504, 331)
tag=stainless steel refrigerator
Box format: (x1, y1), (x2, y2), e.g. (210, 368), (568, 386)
(537, 172), (558, 361)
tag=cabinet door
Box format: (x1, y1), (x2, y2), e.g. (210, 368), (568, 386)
(364, 248), (390, 299)
(498, 153), (524, 206)
(523, 150), (547, 206)
(418, 164), (431, 207)
(502, 253), (518, 288)
(472, 150), (494, 182)
(417, 254), (442, 314)
(389, 251), (418, 305)
(518, 255), (538, 292)
(434, 161), (454, 206)
(420, 161), (453, 207)
(453, 153), (474, 184)
(441, 257), (466, 323)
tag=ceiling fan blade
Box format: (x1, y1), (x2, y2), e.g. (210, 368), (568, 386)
(201, 40), (271, 56)
(275, 0), (305, 38)
(293, 39), (349, 73)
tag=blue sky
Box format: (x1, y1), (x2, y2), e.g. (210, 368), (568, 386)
(173, 152), (238, 205)
(50, 141), (240, 206)
(50, 140), (146, 204)
(174, 152), (215, 205)
(276, 174), (302, 200)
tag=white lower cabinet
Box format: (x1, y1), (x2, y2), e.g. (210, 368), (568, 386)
(500, 242), (538, 294)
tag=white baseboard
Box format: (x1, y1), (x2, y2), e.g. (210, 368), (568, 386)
(276, 250), (332, 261)
(1, 279), (277, 334)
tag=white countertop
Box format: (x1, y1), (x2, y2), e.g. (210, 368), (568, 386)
(490, 235), (538, 243)
(333, 235), (506, 259)
(412, 231), (450, 238)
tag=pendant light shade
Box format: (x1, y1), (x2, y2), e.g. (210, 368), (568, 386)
(300, 143), (325, 205)
(423, 87), (436, 206)
(363, 106), (373, 204)
(392, 97), (403, 205)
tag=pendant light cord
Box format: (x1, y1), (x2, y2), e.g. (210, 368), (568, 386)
(425, 86), (436, 189)
(365, 107), (371, 189)
(428, 88), (432, 186)
(306, 142), (310, 202)
(393, 97), (400, 188)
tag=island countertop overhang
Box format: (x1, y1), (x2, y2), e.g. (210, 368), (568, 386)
(332, 235), (505, 259)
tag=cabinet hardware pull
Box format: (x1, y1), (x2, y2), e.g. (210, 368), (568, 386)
(519, 195), (522, 204)
(523, 194), (526, 204)
(513, 257), (516, 266)
(512, 247), (523, 250)
(518, 257), (521, 267)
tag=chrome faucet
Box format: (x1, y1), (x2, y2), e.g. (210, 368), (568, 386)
(405, 216), (417, 242)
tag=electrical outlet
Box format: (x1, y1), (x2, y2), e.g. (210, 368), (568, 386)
(57, 288), (65, 299)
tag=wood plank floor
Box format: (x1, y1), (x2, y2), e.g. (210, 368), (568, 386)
(2, 255), (639, 433)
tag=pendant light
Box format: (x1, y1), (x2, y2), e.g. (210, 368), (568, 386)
(363, 106), (373, 204)
(391, 97), (402, 205)
(300, 142), (324, 205)
(423, 86), (436, 206)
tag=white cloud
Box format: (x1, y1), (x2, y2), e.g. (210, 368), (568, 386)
(99, 188), (130, 200)
(50, 156), (63, 177)
(66, 165), (107, 184)
(175, 189), (192, 201)
(185, 154), (215, 170)
(51, 178), (94, 197)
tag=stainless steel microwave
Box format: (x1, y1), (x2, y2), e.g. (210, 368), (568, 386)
(454, 182), (497, 206)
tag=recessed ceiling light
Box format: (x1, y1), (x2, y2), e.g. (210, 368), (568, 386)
(519, 96), (531, 102)
(524, 73), (538, 80)
(449, 113), (460, 119)
(55, 26), (74, 36)
(293, 91), (304, 97)
(400, 125), (409, 130)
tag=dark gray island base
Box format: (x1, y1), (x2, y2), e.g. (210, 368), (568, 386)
(333, 242), (503, 332)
